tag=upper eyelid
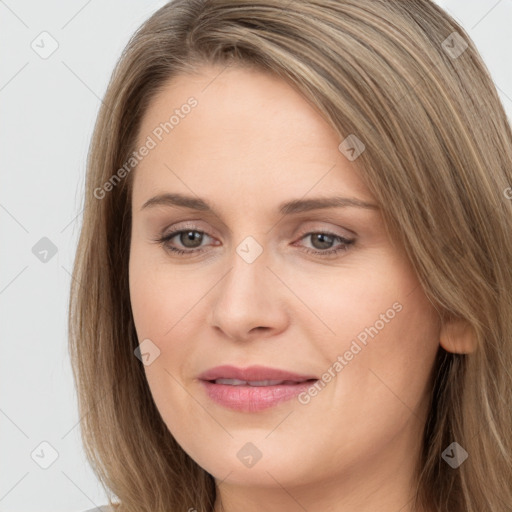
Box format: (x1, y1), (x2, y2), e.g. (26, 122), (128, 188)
(161, 219), (357, 238)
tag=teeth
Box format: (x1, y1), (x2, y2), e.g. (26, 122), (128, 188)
(214, 378), (249, 386)
(214, 378), (290, 386)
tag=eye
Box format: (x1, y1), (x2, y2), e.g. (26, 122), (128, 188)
(155, 228), (213, 255)
(294, 231), (355, 256)
(153, 227), (355, 258)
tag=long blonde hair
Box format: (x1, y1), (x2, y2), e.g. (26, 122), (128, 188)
(68, 1), (512, 510)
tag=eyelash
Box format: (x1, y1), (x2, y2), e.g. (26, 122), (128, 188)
(153, 227), (355, 258)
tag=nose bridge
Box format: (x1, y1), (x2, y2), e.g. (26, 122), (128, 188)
(220, 234), (270, 304)
(209, 233), (286, 339)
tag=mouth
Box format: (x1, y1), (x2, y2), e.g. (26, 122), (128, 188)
(206, 378), (318, 386)
(198, 368), (319, 412)
(198, 364), (318, 383)
(200, 379), (318, 413)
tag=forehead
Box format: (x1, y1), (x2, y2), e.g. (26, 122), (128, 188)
(137, 64), (338, 148)
(131, 65), (372, 210)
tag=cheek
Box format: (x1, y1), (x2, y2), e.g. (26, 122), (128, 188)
(128, 245), (217, 402)
(128, 242), (206, 341)
(285, 256), (409, 354)
(130, 271), (187, 338)
(320, 281), (440, 440)
(128, 250), (204, 426)
(293, 255), (440, 417)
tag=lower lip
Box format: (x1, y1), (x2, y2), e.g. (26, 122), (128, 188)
(199, 380), (317, 412)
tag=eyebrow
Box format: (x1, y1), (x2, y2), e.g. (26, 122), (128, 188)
(141, 193), (379, 215)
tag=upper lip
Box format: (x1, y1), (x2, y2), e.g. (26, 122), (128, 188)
(198, 365), (318, 382)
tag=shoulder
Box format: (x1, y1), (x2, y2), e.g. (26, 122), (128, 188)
(81, 506), (114, 512)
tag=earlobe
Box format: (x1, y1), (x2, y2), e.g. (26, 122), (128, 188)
(439, 317), (477, 354)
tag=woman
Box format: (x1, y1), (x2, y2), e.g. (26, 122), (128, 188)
(69, 1), (512, 511)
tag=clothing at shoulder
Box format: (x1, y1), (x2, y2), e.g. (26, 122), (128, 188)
(82, 506), (112, 512)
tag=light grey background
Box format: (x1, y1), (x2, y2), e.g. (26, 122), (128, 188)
(1, 1), (511, 511)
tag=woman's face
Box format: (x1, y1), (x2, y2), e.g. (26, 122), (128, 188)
(129, 64), (441, 503)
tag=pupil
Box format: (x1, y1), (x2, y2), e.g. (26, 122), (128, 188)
(312, 233), (333, 250)
(180, 231), (202, 248)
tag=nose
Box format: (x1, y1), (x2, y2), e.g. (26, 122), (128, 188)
(208, 244), (289, 343)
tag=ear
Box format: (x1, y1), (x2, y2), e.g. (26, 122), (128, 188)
(439, 317), (477, 354)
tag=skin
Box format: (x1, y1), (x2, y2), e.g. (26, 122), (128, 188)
(128, 64), (467, 512)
